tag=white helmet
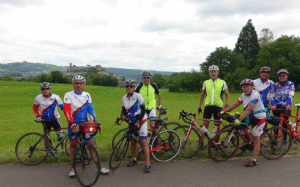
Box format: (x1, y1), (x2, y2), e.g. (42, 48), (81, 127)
(72, 75), (86, 84)
(209, 65), (219, 71)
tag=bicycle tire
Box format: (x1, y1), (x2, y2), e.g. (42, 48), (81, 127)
(208, 129), (239, 162)
(109, 136), (130, 170)
(151, 129), (181, 162)
(65, 136), (97, 157)
(15, 132), (48, 166)
(260, 126), (292, 160)
(73, 142), (100, 187)
(158, 122), (184, 132)
(173, 125), (202, 158)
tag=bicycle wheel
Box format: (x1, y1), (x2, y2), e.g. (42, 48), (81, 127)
(173, 125), (202, 158)
(158, 122), (184, 132)
(109, 136), (130, 170)
(73, 142), (100, 187)
(151, 129), (181, 162)
(208, 129), (239, 162)
(65, 137), (96, 157)
(15, 132), (48, 166)
(260, 126), (292, 160)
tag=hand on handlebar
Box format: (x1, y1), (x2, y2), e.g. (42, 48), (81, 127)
(36, 117), (43, 122)
(70, 123), (79, 133)
(157, 105), (162, 110)
(135, 121), (141, 128)
(271, 105), (276, 111)
(121, 116), (127, 121)
(219, 111), (225, 118)
(233, 118), (241, 126)
(98, 123), (102, 131)
(286, 105), (292, 110)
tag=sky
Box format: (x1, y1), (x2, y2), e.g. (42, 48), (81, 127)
(0, 0), (299, 72)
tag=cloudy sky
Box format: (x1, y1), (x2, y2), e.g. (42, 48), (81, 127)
(0, 0), (299, 72)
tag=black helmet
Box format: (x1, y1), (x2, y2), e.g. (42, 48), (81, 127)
(141, 70), (152, 77)
(40, 82), (51, 88)
(124, 79), (136, 87)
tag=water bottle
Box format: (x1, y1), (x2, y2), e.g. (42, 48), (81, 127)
(200, 125), (210, 135)
(291, 122), (296, 131)
(212, 125), (218, 136)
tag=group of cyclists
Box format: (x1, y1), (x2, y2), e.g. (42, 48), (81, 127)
(32, 65), (295, 179)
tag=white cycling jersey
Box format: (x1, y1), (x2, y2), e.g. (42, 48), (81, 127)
(253, 78), (274, 107)
(33, 94), (63, 121)
(122, 92), (147, 138)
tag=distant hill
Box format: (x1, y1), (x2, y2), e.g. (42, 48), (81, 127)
(0, 62), (175, 79)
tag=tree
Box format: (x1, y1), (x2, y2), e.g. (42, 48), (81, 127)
(234, 19), (260, 69)
(1, 75), (14, 81)
(256, 35), (300, 86)
(200, 47), (245, 79)
(258, 28), (274, 47)
(50, 71), (65, 83)
(151, 73), (167, 89)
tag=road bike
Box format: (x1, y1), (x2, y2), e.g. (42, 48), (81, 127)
(208, 113), (292, 162)
(15, 119), (68, 166)
(109, 119), (181, 170)
(111, 107), (183, 160)
(72, 122), (101, 187)
(175, 110), (230, 158)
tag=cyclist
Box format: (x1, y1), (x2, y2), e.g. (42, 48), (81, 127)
(198, 65), (230, 139)
(221, 79), (267, 167)
(63, 75), (109, 177)
(135, 70), (161, 139)
(270, 69), (295, 145)
(121, 79), (151, 173)
(253, 67), (274, 111)
(33, 82), (65, 152)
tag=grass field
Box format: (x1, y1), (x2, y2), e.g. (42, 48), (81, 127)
(1, 81), (300, 164)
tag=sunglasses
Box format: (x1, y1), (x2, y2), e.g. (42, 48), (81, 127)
(126, 86), (134, 88)
(41, 88), (50, 90)
(279, 75), (287, 77)
(143, 77), (150, 80)
(74, 82), (84, 85)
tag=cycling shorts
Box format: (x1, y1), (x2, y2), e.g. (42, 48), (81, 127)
(203, 105), (222, 120)
(146, 108), (156, 119)
(44, 119), (63, 135)
(128, 119), (148, 140)
(68, 127), (93, 142)
(243, 118), (266, 137)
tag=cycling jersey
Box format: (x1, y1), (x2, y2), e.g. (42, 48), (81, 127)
(122, 92), (147, 139)
(238, 90), (266, 136)
(253, 78), (274, 107)
(33, 94), (63, 121)
(135, 82), (159, 110)
(270, 81), (295, 107)
(202, 78), (228, 107)
(63, 91), (97, 125)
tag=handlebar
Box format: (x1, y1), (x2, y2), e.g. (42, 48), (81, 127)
(179, 110), (196, 124)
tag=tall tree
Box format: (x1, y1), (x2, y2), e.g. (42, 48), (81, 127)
(234, 19), (260, 69)
(258, 28), (274, 46)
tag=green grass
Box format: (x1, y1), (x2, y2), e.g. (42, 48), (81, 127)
(1, 81), (300, 164)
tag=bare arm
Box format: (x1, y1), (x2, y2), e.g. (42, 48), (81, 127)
(157, 93), (161, 106)
(198, 90), (206, 114)
(223, 100), (242, 113)
(239, 103), (256, 121)
(224, 89), (230, 106)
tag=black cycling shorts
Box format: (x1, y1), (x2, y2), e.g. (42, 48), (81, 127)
(44, 119), (62, 131)
(203, 105), (222, 120)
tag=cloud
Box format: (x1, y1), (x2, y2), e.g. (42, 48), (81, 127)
(0, 0), (45, 7)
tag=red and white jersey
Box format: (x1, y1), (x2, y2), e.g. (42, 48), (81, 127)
(238, 90), (266, 119)
(33, 94), (63, 121)
(63, 91), (97, 125)
(122, 92), (146, 123)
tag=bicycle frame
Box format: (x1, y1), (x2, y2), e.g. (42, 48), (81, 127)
(277, 106), (300, 138)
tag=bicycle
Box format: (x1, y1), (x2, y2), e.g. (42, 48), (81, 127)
(109, 118), (181, 170)
(72, 122), (101, 187)
(175, 110), (230, 158)
(272, 104), (300, 144)
(111, 107), (183, 160)
(15, 119), (69, 166)
(208, 112), (292, 162)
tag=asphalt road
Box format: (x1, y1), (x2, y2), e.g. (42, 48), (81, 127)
(1, 157), (300, 187)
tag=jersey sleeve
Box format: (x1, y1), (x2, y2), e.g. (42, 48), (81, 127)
(63, 93), (73, 125)
(55, 95), (64, 111)
(287, 82), (295, 106)
(151, 83), (160, 94)
(269, 83), (276, 106)
(137, 93), (145, 106)
(87, 94), (97, 122)
(202, 82), (206, 91)
(33, 96), (40, 117)
(249, 92), (260, 104)
(223, 81), (228, 91)
(134, 82), (143, 93)
(238, 94), (243, 103)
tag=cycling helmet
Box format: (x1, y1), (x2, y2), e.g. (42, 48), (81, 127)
(209, 65), (219, 71)
(124, 79), (136, 87)
(260, 66), (271, 73)
(277, 69), (289, 76)
(141, 70), (152, 77)
(72, 75), (86, 84)
(40, 82), (51, 88)
(240, 79), (254, 86)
